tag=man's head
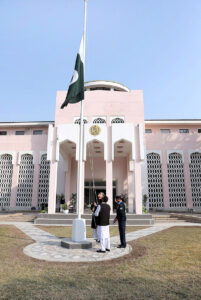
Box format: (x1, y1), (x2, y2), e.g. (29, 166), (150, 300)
(98, 192), (105, 201)
(115, 195), (122, 203)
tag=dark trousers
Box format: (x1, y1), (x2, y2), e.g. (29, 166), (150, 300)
(118, 220), (126, 247)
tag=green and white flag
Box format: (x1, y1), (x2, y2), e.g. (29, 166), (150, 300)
(61, 36), (84, 109)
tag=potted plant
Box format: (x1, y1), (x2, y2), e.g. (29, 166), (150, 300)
(61, 203), (68, 214)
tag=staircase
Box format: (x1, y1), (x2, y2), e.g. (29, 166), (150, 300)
(34, 213), (154, 226)
(152, 213), (187, 223)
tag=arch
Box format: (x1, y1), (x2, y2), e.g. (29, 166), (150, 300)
(111, 117), (125, 124)
(16, 154), (34, 208)
(0, 154), (13, 208)
(84, 80), (129, 92)
(114, 139), (132, 158)
(93, 118), (106, 124)
(189, 152), (201, 207)
(167, 152), (186, 208)
(74, 118), (88, 125)
(146, 152), (164, 208)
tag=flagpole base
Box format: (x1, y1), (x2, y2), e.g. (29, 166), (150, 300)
(72, 218), (86, 242)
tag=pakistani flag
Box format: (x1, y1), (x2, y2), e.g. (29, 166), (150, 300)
(61, 36), (84, 109)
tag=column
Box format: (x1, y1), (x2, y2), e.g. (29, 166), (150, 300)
(32, 153), (40, 208)
(10, 155), (19, 209)
(127, 158), (134, 213)
(183, 151), (193, 208)
(161, 150), (170, 208)
(134, 161), (143, 214)
(106, 159), (113, 213)
(48, 160), (58, 214)
(65, 156), (72, 204)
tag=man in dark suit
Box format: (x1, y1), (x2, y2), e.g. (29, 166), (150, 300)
(114, 195), (126, 248)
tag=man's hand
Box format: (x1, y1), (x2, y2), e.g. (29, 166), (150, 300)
(113, 217), (117, 224)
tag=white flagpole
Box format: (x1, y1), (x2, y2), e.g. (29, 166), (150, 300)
(77, 0), (87, 220)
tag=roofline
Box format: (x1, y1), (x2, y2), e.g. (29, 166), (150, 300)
(0, 121), (54, 127)
(145, 119), (201, 125)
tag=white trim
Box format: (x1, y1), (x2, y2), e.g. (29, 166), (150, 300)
(167, 150), (184, 163)
(0, 122), (53, 127)
(0, 152), (15, 164)
(84, 81), (130, 92)
(146, 150), (162, 163)
(18, 151), (35, 165)
(138, 123), (145, 161)
(47, 124), (54, 161)
(39, 151), (47, 164)
(129, 160), (134, 172)
(188, 150), (201, 163)
(145, 120), (201, 125)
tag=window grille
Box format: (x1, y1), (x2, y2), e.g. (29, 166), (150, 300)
(0, 154), (13, 208)
(38, 154), (50, 206)
(15, 131), (25, 135)
(33, 130), (43, 135)
(167, 153), (186, 207)
(93, 118), (106, 124)
(74, 118), (88, 124)
(16, 154), (34, 207)
(160, 129), (170, 133)
(189, 152), (201, 207)
(179, 129), (189, 133)
(146, 153), (164, 208)
(111, 118), (124, 124)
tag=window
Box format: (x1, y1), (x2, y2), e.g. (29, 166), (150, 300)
(145, 129), (152, 133)
(198, 129), (201, 133)
(0, 131), (7, 135)
(111, 117), (125, 124)
(33, 130), (43, 135)
(15, 131), (25, 135)
(160, 129), (170, 133)
(74, 118), (88, 125)
(179, 129), (189, 133)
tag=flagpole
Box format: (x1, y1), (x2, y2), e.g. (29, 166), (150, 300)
(77, 0), (87, 220)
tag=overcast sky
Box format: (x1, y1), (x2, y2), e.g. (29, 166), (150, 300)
(0, 0), (201, 121)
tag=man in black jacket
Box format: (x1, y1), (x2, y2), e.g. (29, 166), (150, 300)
(114, 195), (126, 248)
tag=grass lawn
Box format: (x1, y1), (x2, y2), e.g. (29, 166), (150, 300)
(36, 225), (148, 238)
(0, 225), (201, 300)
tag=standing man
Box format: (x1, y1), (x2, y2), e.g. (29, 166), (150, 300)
(94, 192), (111, 253)
(114, 195), (126, 248)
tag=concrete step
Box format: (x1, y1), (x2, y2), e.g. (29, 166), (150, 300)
(36, 213), (153, 220)
(34, 218), (154, 226)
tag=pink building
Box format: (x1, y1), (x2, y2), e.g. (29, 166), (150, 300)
(0, 81), (201, 213)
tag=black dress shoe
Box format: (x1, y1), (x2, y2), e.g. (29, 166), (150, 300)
(106, 249), (110, 252)
(96, 249), (106, 253)
(117, 245), (123, 248)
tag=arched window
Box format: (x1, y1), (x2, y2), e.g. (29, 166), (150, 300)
(111, 117), (124, 124)
(16, 154), (34, 208)
(189, 152), (201, 207)
(38, 154), (50, 206)
(167, 152), (186, 208)
(0, 154), (13, 208)
(93, 118), (106, 124)
(74, 118), (88, 125)
(146, 153), (164, 208)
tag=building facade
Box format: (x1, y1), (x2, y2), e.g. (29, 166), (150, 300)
(0, 81), (201, 213)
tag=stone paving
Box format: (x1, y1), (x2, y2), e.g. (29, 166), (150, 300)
(0, 221), (201, 262)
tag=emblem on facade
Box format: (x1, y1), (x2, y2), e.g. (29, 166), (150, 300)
(89, 125), (101, 136)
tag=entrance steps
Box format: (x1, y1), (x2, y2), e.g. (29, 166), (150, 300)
(153, 214), (188, 223)
(34, 213), (154, 226)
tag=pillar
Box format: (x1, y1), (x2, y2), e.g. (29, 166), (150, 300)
(134, 161), (142, 214)
(48, 161), (58, 214)
(65, 156), (72, 205)
(161, 150), (170, 208)
(127, 158), (134, 213)
(32, 153), (40, 208)
(106, 159), (113, 213)
(183, 151), (193, 208)
(76, 160), (85, 215)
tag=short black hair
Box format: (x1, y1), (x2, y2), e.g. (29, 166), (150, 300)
(115, 195), (122, 200)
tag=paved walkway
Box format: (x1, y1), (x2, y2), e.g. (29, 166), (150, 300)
(0, 221), (201, 262)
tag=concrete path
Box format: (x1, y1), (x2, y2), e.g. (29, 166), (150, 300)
(0, 221), (201, 262)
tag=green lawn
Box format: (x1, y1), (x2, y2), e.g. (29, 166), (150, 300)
(0, 225), (201, 300)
